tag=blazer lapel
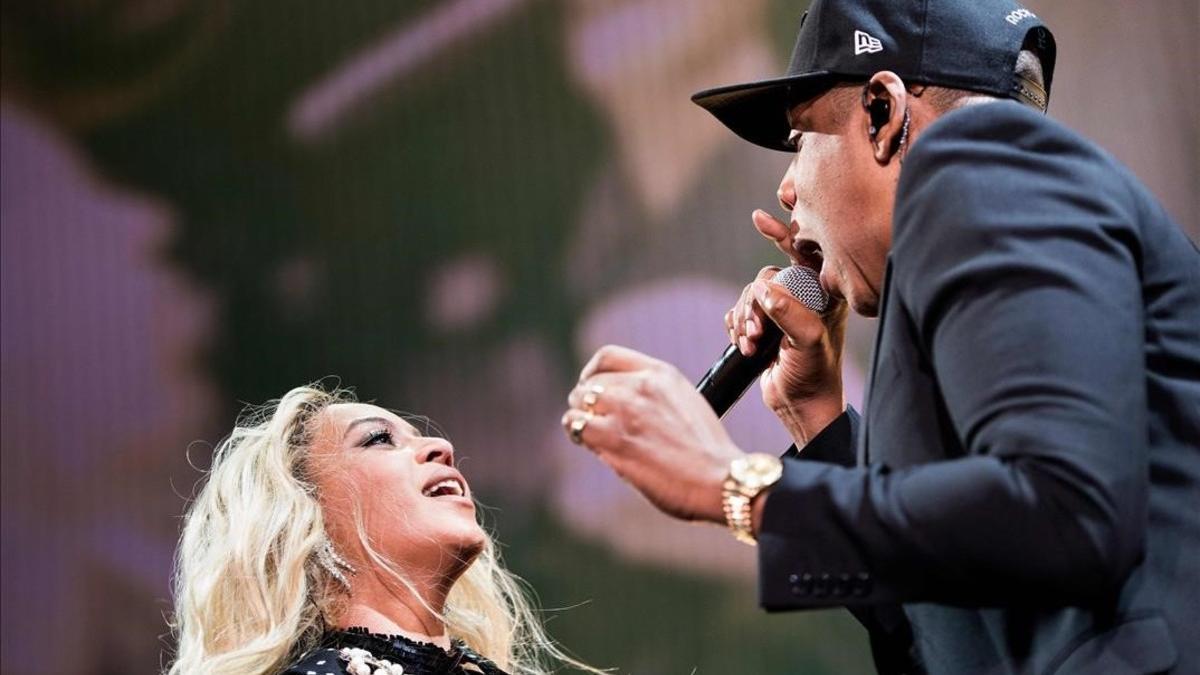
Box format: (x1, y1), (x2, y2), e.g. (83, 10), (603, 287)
(859, 257), (894, 467)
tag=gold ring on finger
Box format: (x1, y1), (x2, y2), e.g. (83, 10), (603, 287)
(569, 411), (593, 445)
(582, 383), (605, 411)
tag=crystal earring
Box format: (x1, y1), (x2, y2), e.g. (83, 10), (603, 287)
(898, 108), (912, 163)
(316, 538), (357, 590)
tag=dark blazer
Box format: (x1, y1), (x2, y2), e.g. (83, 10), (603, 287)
(757, 101), (1200, 675)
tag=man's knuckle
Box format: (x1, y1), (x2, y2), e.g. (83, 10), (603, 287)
(625, 412), (644, 436)
(635, 373), (654, 396)
(797, 322), (823, 345)
(772, 295), (791, 317)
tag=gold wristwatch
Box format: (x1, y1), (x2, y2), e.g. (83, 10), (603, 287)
(722, 453), (783, 546)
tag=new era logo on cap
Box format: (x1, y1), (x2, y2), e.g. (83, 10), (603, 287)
(854, 30), (883, 55)
(1005, 8), (1036, 25)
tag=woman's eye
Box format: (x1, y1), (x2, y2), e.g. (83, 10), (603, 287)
(363, 429), (393, 447)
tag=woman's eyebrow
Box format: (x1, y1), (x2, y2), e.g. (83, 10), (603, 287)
(342, 416), (393, 440)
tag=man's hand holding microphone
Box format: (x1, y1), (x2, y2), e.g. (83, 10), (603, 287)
(562, 208), (848, 538)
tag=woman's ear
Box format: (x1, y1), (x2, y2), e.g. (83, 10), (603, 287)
(863, 71), (909, 164)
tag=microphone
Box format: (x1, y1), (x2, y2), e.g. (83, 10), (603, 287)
(697, 266), (829, 417)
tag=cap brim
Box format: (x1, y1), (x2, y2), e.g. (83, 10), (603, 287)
(691, 71), (838, 153)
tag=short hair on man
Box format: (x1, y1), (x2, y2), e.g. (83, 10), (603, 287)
(924, 48), (1046, 112)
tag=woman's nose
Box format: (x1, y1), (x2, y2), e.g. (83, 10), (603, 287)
(415, 438), (455, 467)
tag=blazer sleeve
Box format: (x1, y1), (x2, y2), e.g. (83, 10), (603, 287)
(756, 103), (1148, 611)
(781, 406), (860, 466)
(776, 409), (924, 672)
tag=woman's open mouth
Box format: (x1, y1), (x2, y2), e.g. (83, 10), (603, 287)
(422, 476), (466, 499)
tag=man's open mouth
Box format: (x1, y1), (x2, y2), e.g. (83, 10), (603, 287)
(793, 239), (824, 272)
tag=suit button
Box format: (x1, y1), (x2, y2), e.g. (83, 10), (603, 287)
(833, 573), (851, 597)
(790, 572), (813, 596)
(852, 572), (872, 597)
(794, 573), (814, 596)
(814, 573), (831, 597)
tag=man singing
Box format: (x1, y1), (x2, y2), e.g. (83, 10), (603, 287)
(561, 1), (1200, 673)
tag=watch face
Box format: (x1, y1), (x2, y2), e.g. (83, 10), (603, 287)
(733, 453), (783, 490)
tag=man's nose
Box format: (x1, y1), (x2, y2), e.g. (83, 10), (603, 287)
(777, 166), (797, 213)
(415, 438), (455, 467)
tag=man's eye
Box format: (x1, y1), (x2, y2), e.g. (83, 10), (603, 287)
(363, 429), (393, 447)
(785, 129), (803, 150)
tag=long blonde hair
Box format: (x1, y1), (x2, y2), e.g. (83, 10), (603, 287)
(167, 384), (597, 675)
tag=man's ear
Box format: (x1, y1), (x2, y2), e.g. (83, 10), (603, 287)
(863, 71), (908, 164)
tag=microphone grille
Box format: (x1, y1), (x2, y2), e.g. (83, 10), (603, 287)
(773, 265), (829, 315)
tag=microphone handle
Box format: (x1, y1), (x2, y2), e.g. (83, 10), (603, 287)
(696, 320), (783, 418)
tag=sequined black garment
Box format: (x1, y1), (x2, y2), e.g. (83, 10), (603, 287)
(281, 627), (509, 675)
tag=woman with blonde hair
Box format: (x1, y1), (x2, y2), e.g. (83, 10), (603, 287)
(167, 384), (597, 675)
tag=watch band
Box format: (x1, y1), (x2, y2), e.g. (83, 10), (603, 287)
(722, 454), (783, 546)
(722, 490), (758, 545)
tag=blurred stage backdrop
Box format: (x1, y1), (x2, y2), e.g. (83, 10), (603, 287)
(1, 0), (1196, 673)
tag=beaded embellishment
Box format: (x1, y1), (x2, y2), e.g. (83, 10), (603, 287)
(338, 646), (405, 675)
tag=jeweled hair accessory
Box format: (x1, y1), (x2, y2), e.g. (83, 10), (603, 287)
(316, 538), (357, 590)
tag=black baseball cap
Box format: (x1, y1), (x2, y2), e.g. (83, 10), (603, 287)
(692, 0), (1056, 152)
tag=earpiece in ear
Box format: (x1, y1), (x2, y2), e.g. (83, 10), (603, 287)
(868, 99), (890, 137)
